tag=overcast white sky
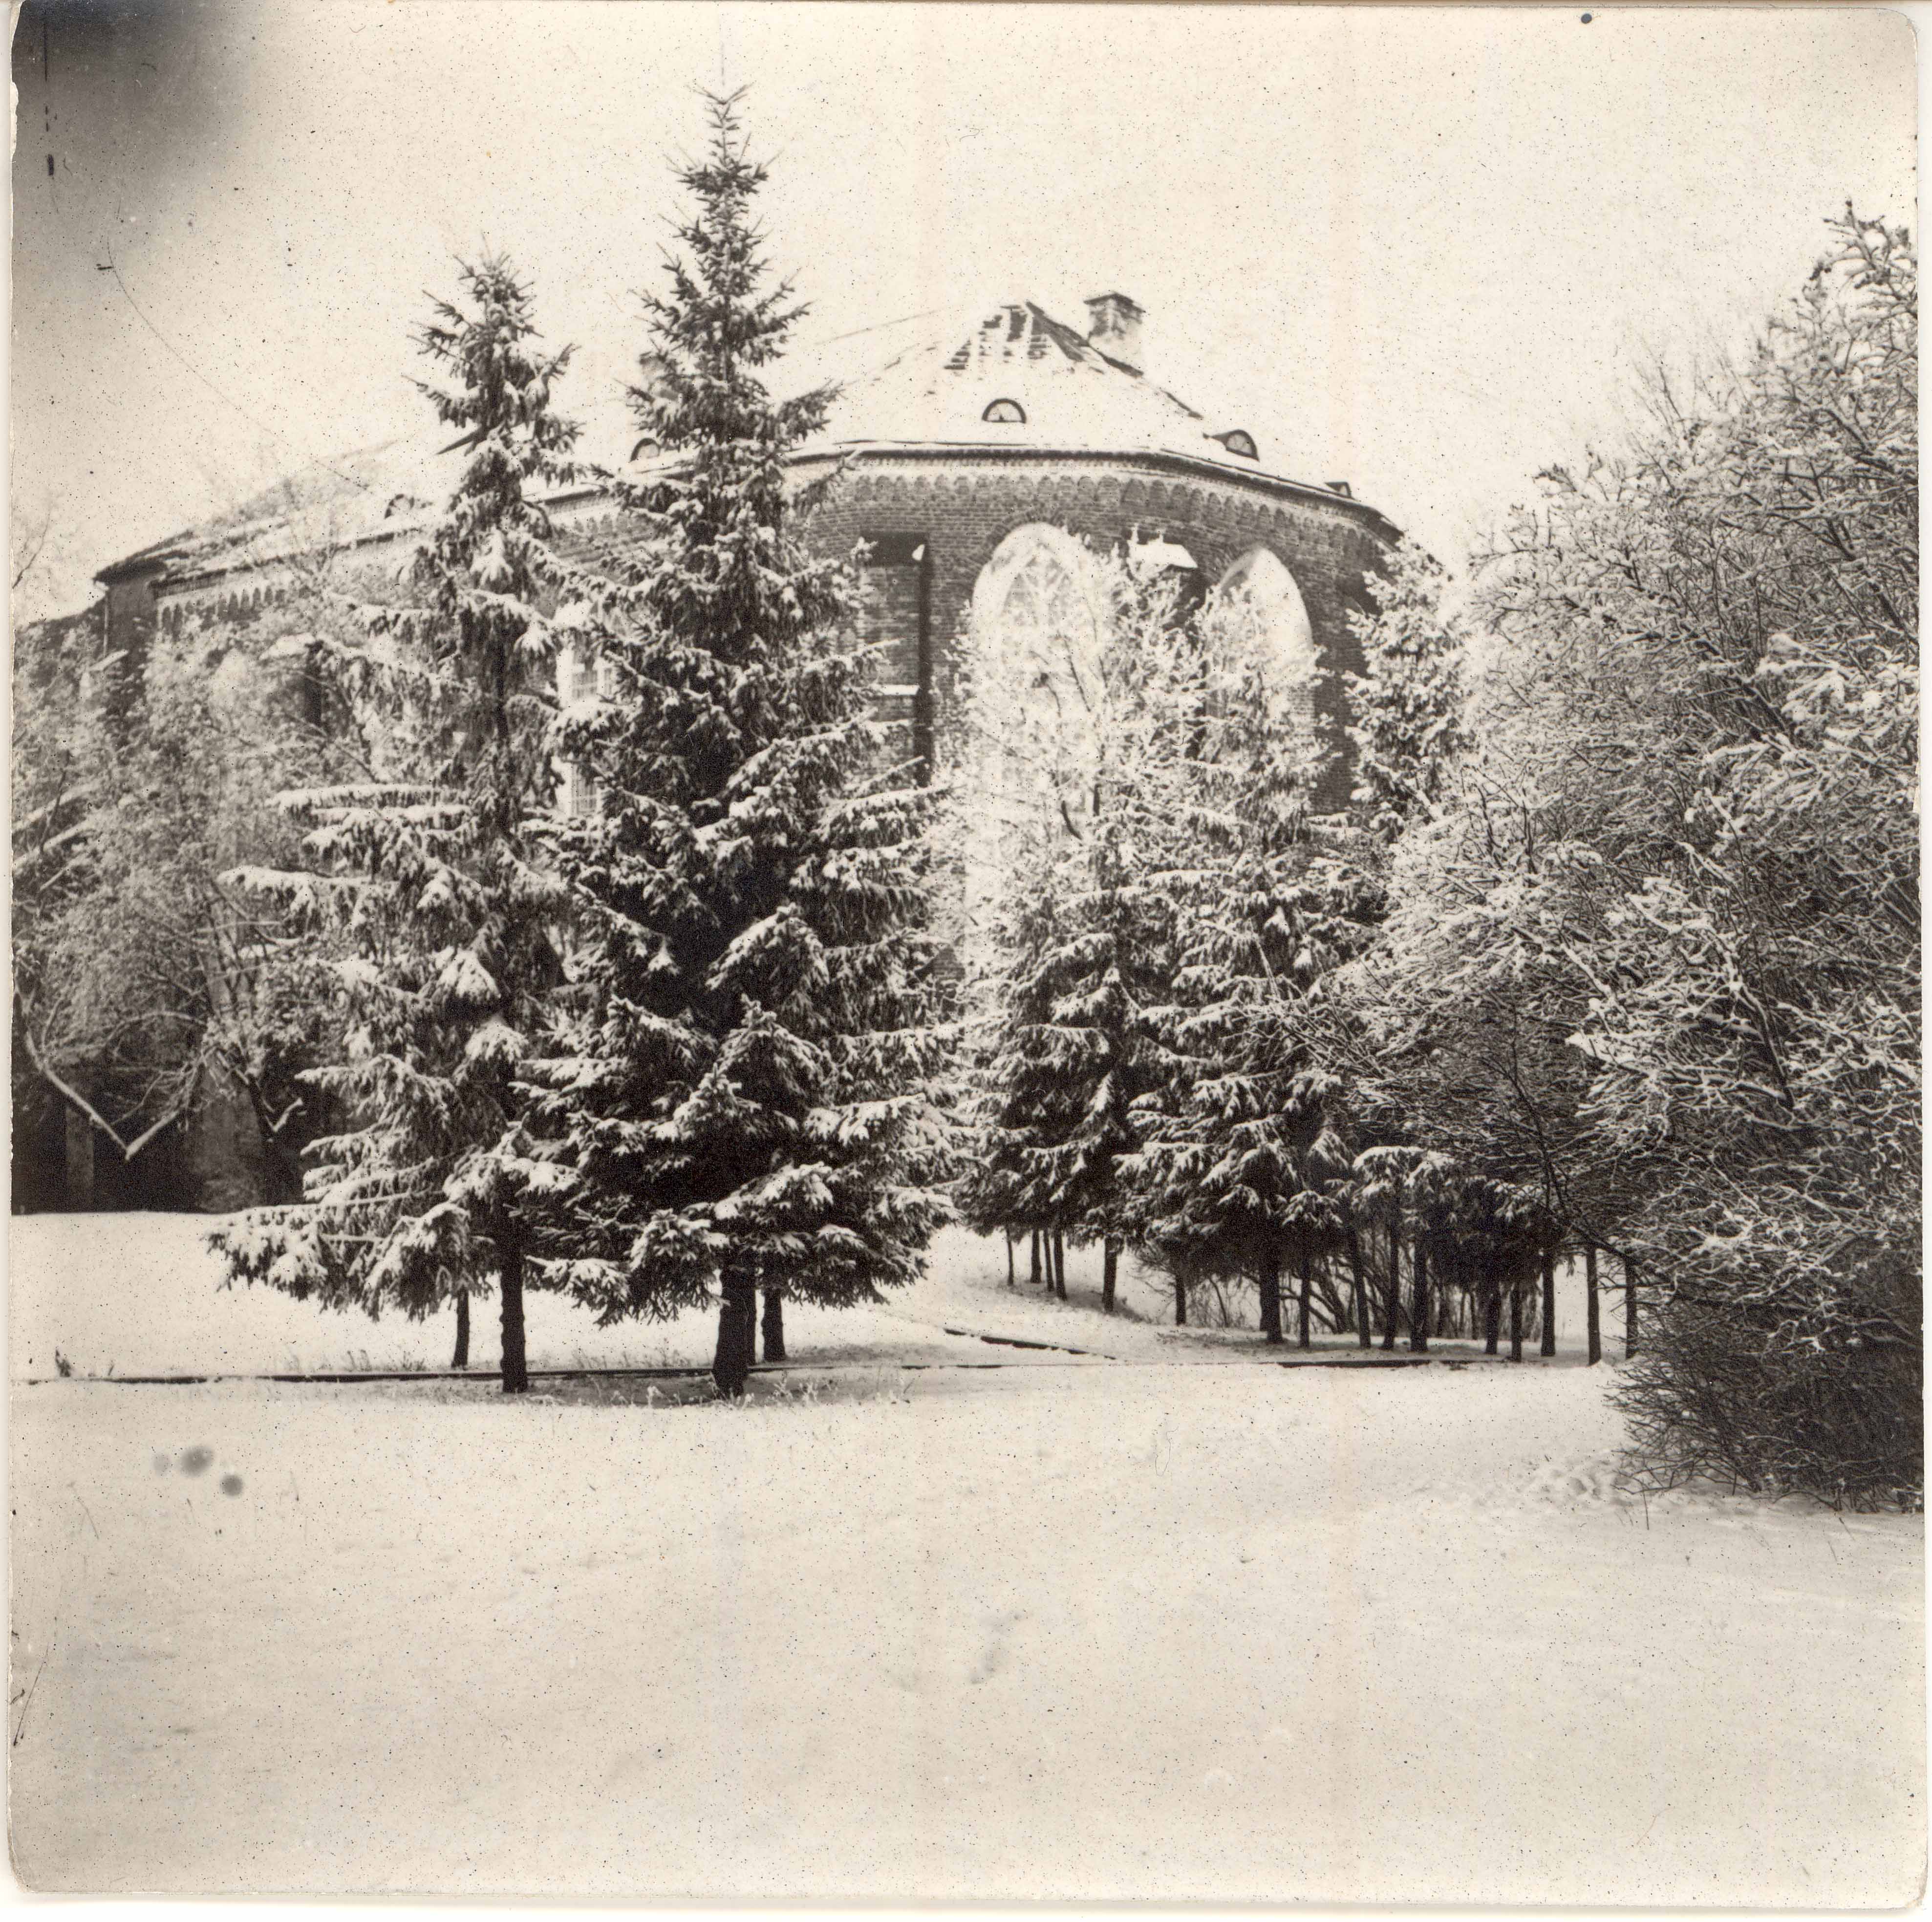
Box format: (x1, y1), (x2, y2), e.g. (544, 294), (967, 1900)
(8, 1), (1916, 621)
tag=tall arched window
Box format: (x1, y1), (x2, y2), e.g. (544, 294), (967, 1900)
(1211, 547), (1320, 747)
(957, 525), (1107, 944)
(970, 523), (1105, 793)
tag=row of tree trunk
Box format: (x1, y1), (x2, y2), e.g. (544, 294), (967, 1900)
(473, 1234), (1647, 1395)
(455, 1258), (795, 1398)
(712, 1272), (788, 1396)
(1001, 1227), (1641, 1364)
(458, 1233), (1645, 1396)
(1009, 1230), (1075, 1301)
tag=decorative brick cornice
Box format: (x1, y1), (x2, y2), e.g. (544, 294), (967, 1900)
(800, 441), (1401, 543)
(140, 436), (1396, 614)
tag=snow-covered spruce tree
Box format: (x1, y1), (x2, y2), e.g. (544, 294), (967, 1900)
(1127, 575), (1382, 1341)
(945, 547), (1212, 1313)
(1344, 539), (1474, 844)
(211, 254), (583, 1391)
(533, 94), (949, 1397)
(949, 824), (1066, 1283)
(1313, 534), (1525, 1349)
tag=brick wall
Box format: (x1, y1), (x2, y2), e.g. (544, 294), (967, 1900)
(96, 559), (166, 734)
(800, 450), (1400, 807)
(139, 449), (1400, 802)
(851, 529), (931, 776)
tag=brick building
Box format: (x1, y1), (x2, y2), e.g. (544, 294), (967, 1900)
(49, 293), (1400, 1209)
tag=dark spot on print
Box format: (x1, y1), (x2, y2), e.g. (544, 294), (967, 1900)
(178, 1447), (214, 1477)
(219, 1474), (244, 1497)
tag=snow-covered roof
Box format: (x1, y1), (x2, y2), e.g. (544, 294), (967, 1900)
(795, 299), (1227, 459)
(106, 392), (643, 586)
(104, 296), (1371, 590)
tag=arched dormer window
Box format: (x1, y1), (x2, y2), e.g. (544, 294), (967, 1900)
(1210, 429), (1259, 461)
(982, 397), (1027, 425)
(1211, 547), (1320, 748)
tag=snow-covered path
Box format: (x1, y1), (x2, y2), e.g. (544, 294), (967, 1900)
(11, 1361), (1922, 1901)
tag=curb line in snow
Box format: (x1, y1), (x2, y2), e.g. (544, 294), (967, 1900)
(15, 1352), (1508, 1388)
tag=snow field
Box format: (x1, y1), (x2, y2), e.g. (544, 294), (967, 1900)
(10, 1360), (1923, 1900)
(9, 1213), (1095, 1380)
(9, 1212), (1604, 1380)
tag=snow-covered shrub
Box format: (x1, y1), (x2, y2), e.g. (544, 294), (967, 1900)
(1360, 207), (1920, 1501)
(1618, 1281), (1922, 1512)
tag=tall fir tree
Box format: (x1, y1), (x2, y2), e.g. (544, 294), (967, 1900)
(1320, 537), (1481, 1343)
(949, 548), (1206, 1311)
(1127, 579), (1381, 1339)
(1344, 539), (1473, 844)
(535, 93), (949, 1396)
(212, 255), (583, 1392)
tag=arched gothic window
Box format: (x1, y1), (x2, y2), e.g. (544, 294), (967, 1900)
(1211, 547), (1320, 747)
(970, 523), (1105, 797)
(957, 525), (1107, 940)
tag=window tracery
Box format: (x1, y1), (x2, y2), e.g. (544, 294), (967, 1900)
(1210, 547), (1320, 748)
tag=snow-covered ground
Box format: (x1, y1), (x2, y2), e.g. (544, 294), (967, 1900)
(8, 1215), (1925, 1900)
(9, 1211), (1607, 1378)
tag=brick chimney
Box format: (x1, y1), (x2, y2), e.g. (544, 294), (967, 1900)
(1084, 292), (1145, 371)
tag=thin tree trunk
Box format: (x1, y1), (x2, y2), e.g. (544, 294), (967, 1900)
(1540, 1238), (1557, 1357)
(499, 1240), (529, 1395)
(1624, 1254), (1640, 1356)
(1102, 1236), (1119, 1314)
(1586, 1244), (1601, 1365)
(451, 1291), (471, 1370)
(1381, 1213), (1401, 1352)
(1030, 1231), (1042, 1287)
(1509, 1276), (1524, 1363)
(1347, 1227), (1371, 1350)
(1052, 1232), (1068, 1300)
(1409, 1234), (1429, 1354)
(1297, 1241), (1313, 1351)
(64, 1108), (96, 1210)
(1006, 1234), (1016, 1290)
(713, 1265), (756, 1397)
(762, 1287), (786, 1363)
(246, 1092), (306, 1205)
(1174, 1271), (1188, 1327)
(1258, 1242), (1284, 1346)
(1484, 1281), (1502, 1356)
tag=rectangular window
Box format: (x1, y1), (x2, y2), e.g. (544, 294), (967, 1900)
(857, 532), (931, 778)
(556, 643), (604, 816)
